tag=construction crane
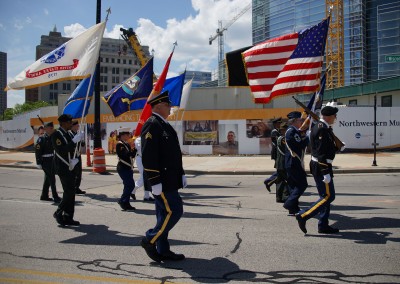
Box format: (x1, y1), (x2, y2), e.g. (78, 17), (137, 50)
(209, 3), (251, 85)
(120, 27), (149, 67)
(325, 1), (344, 89)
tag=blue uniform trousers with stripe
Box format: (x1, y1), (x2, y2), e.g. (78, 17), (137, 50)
(298, 161), (336, 229)
(283, 163), (308, 213)
(264, 171), (279, 188)
(117, 167), (135, 203)
(146, 191), (183, 255)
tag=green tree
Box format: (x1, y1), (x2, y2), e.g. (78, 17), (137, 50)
(1, 101), (51, 121)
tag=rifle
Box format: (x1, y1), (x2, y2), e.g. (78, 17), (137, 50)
(37, 115), (45, 125)
(292, 96), (345, 150)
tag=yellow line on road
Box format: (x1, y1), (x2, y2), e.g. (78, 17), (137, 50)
(0, 278), (61, 283)
(0, 268), (181, 283)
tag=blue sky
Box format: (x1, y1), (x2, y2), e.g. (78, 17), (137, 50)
(0, 0), (252, 108)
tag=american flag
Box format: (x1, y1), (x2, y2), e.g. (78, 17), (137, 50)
(243, 17), (330, 104)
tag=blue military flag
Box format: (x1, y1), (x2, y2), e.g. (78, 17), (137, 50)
(62, 74), (95, 119)
(103, 57), (153, 117)
(307, 73), (326, 113)
(161, 71), (185, 107)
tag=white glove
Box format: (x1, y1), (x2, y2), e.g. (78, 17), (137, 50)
(72, 132), (84, 143)
(322, 174), (331, 184)
(182, 175), (187, 188)
(69, 158), (79, 171)
(306, 130), (311, 138)
(151, 183), (162, 196)
(36, 164), (42, 169)
(340, 142), (346, 152)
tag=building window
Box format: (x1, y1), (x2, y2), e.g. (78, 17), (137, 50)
(129, 60), (132, 65)
(112, 58), (115, 63)
(349, 99), (357, 106)
(381, 95), (392, 107)
(117, 59), (120, 64)
(106, 58), (109, 63)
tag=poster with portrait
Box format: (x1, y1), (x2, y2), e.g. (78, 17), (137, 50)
(212, 124), (239, 155)
(183, 120), (218, 145)
(246, 119), (276, 154)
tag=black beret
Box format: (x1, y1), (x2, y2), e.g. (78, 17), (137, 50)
(72, 120), (79, 126)
(272, 117), (282, 123)
(58, 114), (73, 123)
(321, 106), (338, 116)
(148, 90), (171, 106)
(287, 111), (302, 119)
(44, 121), (54, 127)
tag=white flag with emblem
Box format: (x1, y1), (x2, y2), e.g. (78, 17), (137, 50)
(6, 22), (106, 90)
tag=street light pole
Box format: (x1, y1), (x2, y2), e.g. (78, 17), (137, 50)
(93, 0), (102, 149)
(372, 94), (378, 166)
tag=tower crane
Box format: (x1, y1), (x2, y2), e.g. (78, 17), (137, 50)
(325, 1), (344, 89)
(209, 3), (251, 85)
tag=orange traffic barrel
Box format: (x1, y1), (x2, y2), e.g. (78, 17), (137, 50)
(92, 148), (106, 173)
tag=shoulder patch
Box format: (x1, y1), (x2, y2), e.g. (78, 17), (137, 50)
(145, 132), (152, 140)
(36, 144), (40, 149)
(56, 139), (62, 146)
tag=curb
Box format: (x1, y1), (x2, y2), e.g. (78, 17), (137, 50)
(1, 163), (399, 175)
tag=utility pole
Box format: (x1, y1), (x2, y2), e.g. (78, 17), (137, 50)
(93, 0), (102, 149)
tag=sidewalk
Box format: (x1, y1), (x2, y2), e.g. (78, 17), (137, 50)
(0, 150), (399, 175)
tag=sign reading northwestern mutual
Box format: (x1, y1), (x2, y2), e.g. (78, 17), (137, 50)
(335, 107), (400, 150)
(385, 55), (400, 63)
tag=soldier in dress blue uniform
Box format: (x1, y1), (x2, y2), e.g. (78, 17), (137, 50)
(35, 122), (61, 203)
(52, 114), (83, 227)
(116, 127), (137, 211)
(140, 90), (187, 263)
(68, 120), (86, 195)
(283, 111), (309, 215)
(263, 117), (282, 192)
(295, 106), (340, 234)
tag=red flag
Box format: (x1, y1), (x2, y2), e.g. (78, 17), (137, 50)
(134, 49), (175, 137)
(243, 17), (329, 104)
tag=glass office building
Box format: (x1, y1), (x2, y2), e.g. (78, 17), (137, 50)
(252, 0), (400, 86)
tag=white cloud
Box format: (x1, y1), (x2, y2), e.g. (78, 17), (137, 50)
(134, 0), (252, 73)
(25, 17), (32, 24)
(64, 23), (86, 38)
(0, 23), (5, 31)
(62, 0), (252, 76)
(44, 9), (49, 16)
(14, 22), (23, 31)
(6, 91), (25, 108)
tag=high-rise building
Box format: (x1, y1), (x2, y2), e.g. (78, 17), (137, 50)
(251, 0), (400, 86)
(185, 70), (212, 87)
(0, 51), (6, 116)
(26, 26), (149, 104)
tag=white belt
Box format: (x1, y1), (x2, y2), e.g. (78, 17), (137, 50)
(42, 154), (54, 157)
(312, 156), (333, 164)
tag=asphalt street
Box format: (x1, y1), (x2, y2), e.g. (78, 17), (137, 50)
(0, 168), (399, 283)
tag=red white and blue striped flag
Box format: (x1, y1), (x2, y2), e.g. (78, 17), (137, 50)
(243, 17), (330, 104)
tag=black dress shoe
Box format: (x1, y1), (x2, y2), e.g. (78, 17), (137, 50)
(63, 218), (80, 226)
(40, 197), (53, 201)
(53, 197), (62, 204)
(295, 214), (307, 234)
(130, 194), (136, 200)
(117, 200), (136, 211)
(143, 197), (155, 202)
(53, 211), (65, 226)
(263, 180), (271, 192)
(140, 237), (163, 263)
(160, 250), (185, 261)
(76, 189), (86, 195)
(318, 226), (339, 234)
